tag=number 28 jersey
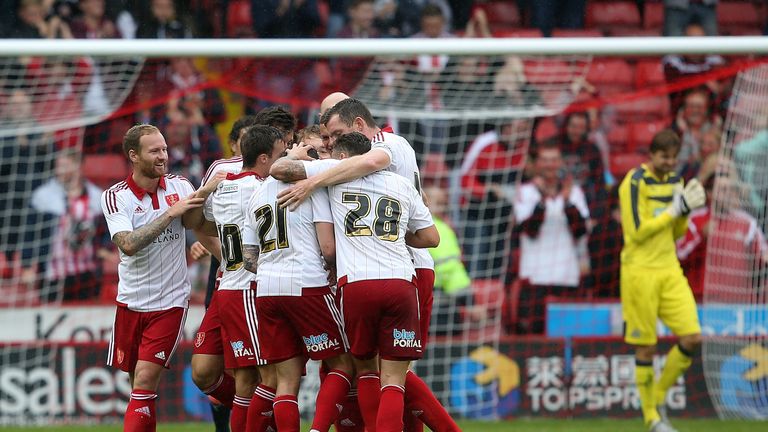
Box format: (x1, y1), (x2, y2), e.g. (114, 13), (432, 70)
(204, 172), (263, 291)
(304, 159), (435, 284)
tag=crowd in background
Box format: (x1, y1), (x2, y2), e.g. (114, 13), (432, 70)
(1, 0), (767, 337)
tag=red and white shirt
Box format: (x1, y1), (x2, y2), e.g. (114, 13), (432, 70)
(101, 174), (195, 311)
(305, 160), (434, 284)
(201, 156), (243, 209)
(371, 130), (435, 271)
(246, 177), (333, 296)
(204, 172), (264, 291)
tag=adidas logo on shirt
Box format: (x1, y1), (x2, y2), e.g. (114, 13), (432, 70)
(154, 351), (166, 360)
(134, 206), (146, 214)
(411, 409), (424, 417)
(134, 406), (151, 417)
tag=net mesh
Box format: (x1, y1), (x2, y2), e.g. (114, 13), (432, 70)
(0, 48), (762, 424)
(703, 64), (768, 420)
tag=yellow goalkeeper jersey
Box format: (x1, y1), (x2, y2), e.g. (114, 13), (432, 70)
(618, 163), (688, 268)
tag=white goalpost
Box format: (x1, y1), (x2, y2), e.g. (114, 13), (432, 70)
(0, 37), (766, 424)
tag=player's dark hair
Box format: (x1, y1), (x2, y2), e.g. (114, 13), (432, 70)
(333, 132), (371, 157)
(349, 0), (373, 9)
(421, 4), (443, 19)
(123, 124), (160, 157)
(649, 129), (682, 154)
(320, 98), (377, 129)
(229, 115), (259, 144)
(529, 138), (561, 161)
(241, 125), (283, 167)
(254, 106), (297, 135)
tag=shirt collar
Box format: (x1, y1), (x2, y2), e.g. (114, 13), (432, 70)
(126, 173), (166, 199)
(226, 171), (265, 181)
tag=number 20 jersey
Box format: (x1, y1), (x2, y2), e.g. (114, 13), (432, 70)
(204, 172), (263, 291)
(304, 160), (435, 284)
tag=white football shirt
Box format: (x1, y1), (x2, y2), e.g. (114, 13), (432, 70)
(246, 177), (333, 296)
(371, 130), (435, 270)
(201, 156), (244, 217)
(304, 160), (435, 283)
(102, 174), (195, 311)
(205, 172), (263, 291)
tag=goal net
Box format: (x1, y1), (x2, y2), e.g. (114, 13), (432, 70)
(0, 38), (765, 424)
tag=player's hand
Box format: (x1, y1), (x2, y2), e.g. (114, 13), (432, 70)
(286, 141), (313, 161)
(682, 179), (706, 211)
(666, 184), (686, 218)
(277, 178), (315, 211)
(326, 265), (337, 288)
(167, 195), (206, 218)
(190, 241), (210, 260)
(198, 171), (228, 196)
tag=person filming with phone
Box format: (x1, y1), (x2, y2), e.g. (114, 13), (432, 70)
(512, 141), (591, 334)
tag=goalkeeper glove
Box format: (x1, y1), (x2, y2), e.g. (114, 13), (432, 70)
(666, 179), (706, 218)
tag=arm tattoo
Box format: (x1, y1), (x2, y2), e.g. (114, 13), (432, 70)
(273, 160), (308, 182)
(243, 245), (260, 274)
(113, 213), (174, 255)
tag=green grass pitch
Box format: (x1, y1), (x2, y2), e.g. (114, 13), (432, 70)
(1, 419), (762, 432)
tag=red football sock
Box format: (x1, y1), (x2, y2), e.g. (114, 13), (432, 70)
(404, 370), (460, 432)
(246, 384), (276, 432)
(124, 390), (157, 432)
(377, 385), (405, 432)
(403, 413), (424, 432)
(311, 369), (351, 432)
(230, 395), (250, 432)
(273, 395), (300, 432)
(203, 373), (236, 409)
(356, 373), (381, 432)
(334, 389), (365, 432)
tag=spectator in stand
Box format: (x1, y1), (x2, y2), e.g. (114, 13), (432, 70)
(162, 94), (222, 186)
(677, 174), (768, 302)
(527, 0), (586, 38)
(664, 0), (718, 37)
(375, 0), (453, 37)
(22, 148), (116, 302)
(336, 0), (381, 92)
(587, 186), (622, 298)
(553, 112), (606, 216)
(70, 0), (120, 38)
(663, 21), (726, 115)
(7, 0), (72, 38)
(411, 3), (453, 39)
(136, 0), (193, 39)
(155, 58), (225, 127)
(460, 119), (526, 278)
(326, 0), (346, 37)
(513, 141), (590, 334)
(251, 0), (321, 38)
(671, 88), (722, 174)
(680, 127), (721, 181)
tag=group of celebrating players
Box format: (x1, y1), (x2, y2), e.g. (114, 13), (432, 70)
(101, 91), (462, 432)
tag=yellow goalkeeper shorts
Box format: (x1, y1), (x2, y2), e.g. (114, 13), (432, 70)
(620, 265), (701, 346)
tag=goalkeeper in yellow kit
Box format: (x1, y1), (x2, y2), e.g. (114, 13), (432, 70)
(618, 130), (706, 432)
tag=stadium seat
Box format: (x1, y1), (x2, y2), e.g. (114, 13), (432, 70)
(643, 1), (664, 30)
(83, 154), (129, 188)
(523, 59), (573, 85)
(551, 29), (604, 37)
(478, 1), (521, 30)
(609, 28), (662, 37)
(718, 2), (762, 29)
(635, 59), (665, 88)
(615, 96), (671, 123)
(493, 28), (543, 38)
(606, 123), (630, 151)
(586, 1), (642, 31)
(587, 59), (635, 94)
(610, 152), (647, 179)
(630, 120), (669, 151)
(227, 0), (254, 38)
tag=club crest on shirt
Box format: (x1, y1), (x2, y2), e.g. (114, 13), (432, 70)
(195, 332), (206, 348)
(165, 193), (180, 207)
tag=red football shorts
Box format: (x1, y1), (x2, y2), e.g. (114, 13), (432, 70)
(107, 304), (186, 372)
(217, 289), (266, 369)
(255, 286), (348, 363)
(340, 278), (423, 361)
(415, 268), (435, 347)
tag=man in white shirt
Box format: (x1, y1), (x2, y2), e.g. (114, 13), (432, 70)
(514, 141), (590, 334)
(101, 124), (222, 432)
(272, 131), (439, 432)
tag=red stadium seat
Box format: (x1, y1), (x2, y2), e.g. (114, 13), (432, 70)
(227, 0), (254, 38)
(635, 59), (665, 88)
(718, 2), (762, 28)
(523, 59), (572, 85)
(610, 152), (647, 179)
(609, 28), (662, 37)
(83, 154), (129, 188)
(643, 1), (664, 30)
(587, 59), (635, 94)
(630, 120), (670, 151)
(615, 96), (671, 123)
(478, 1), (521, 29)
(586, 1), (642, 30)
(606, 124), (630, 151)
(493, 28), (543, 38)
(551, 29), (604, 37)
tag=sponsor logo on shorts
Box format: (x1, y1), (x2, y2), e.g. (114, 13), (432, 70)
(154, 351), (166, 361)
(230, 340), (254, 358)
(302, 333), (339, 353)
(195, 332), (206, 348)
(393, 328), (421, 348)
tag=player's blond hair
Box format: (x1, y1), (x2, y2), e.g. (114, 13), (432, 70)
(123, 124), (160, 157)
